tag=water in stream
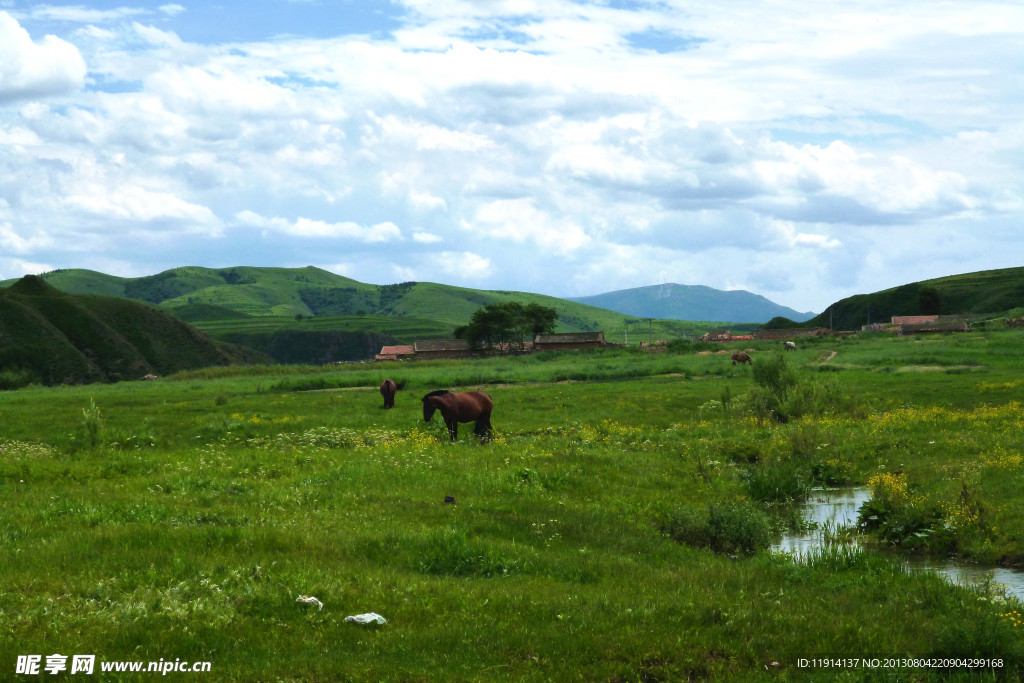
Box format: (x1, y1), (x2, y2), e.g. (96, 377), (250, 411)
(773, 487), (1024, 601)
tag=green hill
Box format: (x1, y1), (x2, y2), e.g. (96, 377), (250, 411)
(3, 267), (746, 360)
(808, 266), (1024, 331)
(0, 276), (264, 387)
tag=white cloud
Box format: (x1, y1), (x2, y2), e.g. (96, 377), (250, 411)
(26, 6), (147, 23)
(235, 211), (402, 242)
(66, 184), (221, 229)
(0, 258), (56, 280)
(467, 198), (590, 254)
(0, 223), (54, 253)
(1, 1), (1023, 312)
(436, 251), (492, 279)
(0, 12), (86, 103)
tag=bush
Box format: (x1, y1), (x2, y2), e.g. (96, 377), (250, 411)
(752, 354), (797, 402)
(857, 472), (941, 549)
(0, 367), (36, 390)
(745, 356), (863, 423)
(662, 501), (774, 556)
(80, 398), (104, 448)
(745, 460), (812, 503)
(415, 527), (523, 577)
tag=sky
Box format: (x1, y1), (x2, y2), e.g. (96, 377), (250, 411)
(1, 1), (1022, 313)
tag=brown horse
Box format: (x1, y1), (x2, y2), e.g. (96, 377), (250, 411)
(421, 390), (493, 441)
(379, 378), (397, 408)
(731, 352), (752, 366)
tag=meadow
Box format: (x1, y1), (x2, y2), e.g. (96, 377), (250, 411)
(1, 331), (1023, 681)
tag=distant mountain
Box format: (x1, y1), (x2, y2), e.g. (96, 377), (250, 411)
(0, 276), (264, 386)
(807, 266), (1024, 331)
(568, 284), (816, 324)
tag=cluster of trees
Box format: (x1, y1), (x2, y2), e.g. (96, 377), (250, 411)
(455, 302), (558, 350)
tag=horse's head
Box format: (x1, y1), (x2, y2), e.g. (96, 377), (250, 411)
(421, 395), (436, 422)
(421, 390), (451, 422)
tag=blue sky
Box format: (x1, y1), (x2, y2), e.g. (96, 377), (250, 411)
(2, 0), (1023, 312)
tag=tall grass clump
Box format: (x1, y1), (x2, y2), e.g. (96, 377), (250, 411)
(661, 501), (774, 556)
(415, 527), (525, 577)
(80, 398), (104, 448)
(857, 472), (941, 549)
(0, 367), (36, 390)
(745, 354), (863, 422)
(745, 460), (812, 503)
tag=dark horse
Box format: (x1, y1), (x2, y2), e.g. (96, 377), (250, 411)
(731, 352), (752, 366)
(421, 390), (493, 442)
(379, 378), (397, 408)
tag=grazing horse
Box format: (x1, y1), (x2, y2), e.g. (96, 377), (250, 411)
(731, 352), (752, 366)
(783, 341), (797, 351)
(379, 378), (397, 408)
(421, 390), (493, 442)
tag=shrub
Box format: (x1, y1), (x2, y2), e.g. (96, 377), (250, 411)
(0, 367), (36, 390)
(745, 460), (812, 503)
(662, 501), (774, 556)
(415, 527), (523, 577)
(857, 472), (942, 549)
(744, 357), (863, 423)
(81, 398), (104, 448)
(752, 354), (797, 402)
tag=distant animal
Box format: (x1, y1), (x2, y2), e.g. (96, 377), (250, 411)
(421, 390), (493, 442)
(379, 378), (397, 408)
(731, 352), (752, 366)
(783, 341), (797, 351)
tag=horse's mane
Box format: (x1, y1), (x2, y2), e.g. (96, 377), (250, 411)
(423, 389), (452, 398)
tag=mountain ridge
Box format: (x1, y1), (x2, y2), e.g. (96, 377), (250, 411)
(568, 283), (816, 323)
(808, 266), (1024, 330)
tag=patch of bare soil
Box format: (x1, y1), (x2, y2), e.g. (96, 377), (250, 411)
(897, 365), (983, 373)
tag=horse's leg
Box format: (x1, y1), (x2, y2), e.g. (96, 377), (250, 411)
(446, 418), (457, 441)
(475, 412), (493, 441)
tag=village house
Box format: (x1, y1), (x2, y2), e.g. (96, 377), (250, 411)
(376, 332), (609, 361)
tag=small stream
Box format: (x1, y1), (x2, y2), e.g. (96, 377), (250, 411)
(773, 487), (1024, 601)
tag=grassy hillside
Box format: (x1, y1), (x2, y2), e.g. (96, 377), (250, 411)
(0, 276), (264, 387)
(809, 266), (1024, 330)
(4, 268), (753, 360)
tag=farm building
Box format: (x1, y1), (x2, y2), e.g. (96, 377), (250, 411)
(891, 315), (939, 325)
(898, 322), (969, 335)
(751, 328), (832, 340)
(376, 332), (609, 361)
(533, 332), (608, 351)
(700, 329), (733, 342)
(412, 339), (473, 359)
(865, 315), (972, 335)
(374, 345), (415, 361)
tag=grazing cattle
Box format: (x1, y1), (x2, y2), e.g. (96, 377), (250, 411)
(421, 390), (493, 442)
(783, 341), (797, 351)
(731, 352), (752, 366)
(379, 378), (397, 408)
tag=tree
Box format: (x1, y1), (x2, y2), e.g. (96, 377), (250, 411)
(457, 302), (558, 350)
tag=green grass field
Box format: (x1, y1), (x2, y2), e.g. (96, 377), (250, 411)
(2, 331), (1023, 680)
